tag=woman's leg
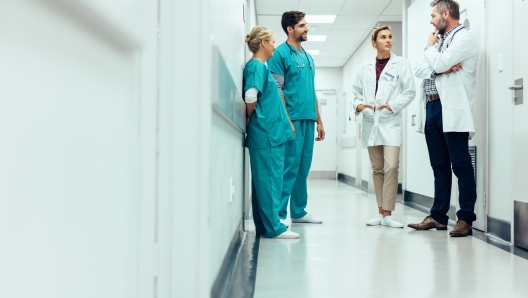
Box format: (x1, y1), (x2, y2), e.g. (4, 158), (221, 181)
(249, 145), (288, 238)
(367, 146), (385, 212)
(381, 146), (401, 213)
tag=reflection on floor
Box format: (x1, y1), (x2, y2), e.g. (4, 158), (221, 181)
(251, 180), (528, 298)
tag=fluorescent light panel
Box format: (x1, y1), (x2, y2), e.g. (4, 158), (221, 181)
(305, 50), (320, 56)
(309, 35), (327, 42)
(305, 15), (336, 23)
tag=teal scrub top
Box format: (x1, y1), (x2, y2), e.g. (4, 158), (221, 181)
(243, 59), (294, 149)
(267, 42), (317, 121)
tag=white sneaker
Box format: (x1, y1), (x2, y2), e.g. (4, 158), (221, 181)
(365, 214), (383, 226)
(274, 230), (300, 239)
(291, 214), (323, 224)
(381, 216), (404, 228)
(280, 218), (289, 228)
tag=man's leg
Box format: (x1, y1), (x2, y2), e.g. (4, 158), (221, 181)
(424, 100), (453, 225)
(444, 132), (477, 225)
(279, 120), (303, 219)
(290, 120), (315, 219)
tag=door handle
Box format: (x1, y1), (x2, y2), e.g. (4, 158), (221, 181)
(412, 114), (416, 126)
(509, 85), (523, 90)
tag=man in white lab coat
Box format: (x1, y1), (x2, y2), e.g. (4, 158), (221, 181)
(408, 0), (478, 237)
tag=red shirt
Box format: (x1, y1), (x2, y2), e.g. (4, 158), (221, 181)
(375, 57), (390, 95)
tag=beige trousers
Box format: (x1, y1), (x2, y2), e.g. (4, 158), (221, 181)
(367, 146), (400, 211)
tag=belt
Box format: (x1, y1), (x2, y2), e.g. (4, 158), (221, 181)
(426, 94), (440, 101)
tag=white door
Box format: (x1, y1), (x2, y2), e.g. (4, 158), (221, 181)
(512, 0), (528, 247)
(312, 92), (337, 177)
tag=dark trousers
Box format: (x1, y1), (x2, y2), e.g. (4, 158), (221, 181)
(424, 100), (477, 225)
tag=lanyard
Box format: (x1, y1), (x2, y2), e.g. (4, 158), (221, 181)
(287, 43), (313, 69)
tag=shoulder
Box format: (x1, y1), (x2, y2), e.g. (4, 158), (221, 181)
(359, 60), (372, 70)
(244, 60), (266, 74)
(273, 42), (289, 56)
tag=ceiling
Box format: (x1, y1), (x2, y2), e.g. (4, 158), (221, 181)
(256, 0), (403, 67)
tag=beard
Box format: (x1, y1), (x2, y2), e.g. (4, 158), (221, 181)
(296, 32), (308, 42)
(435, 18), (448, 34)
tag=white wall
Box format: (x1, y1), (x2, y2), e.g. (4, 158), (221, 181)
(486, 0), (513, 223)
(0, 1), (145, 297)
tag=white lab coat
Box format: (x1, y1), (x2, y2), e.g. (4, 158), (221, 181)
(414, 27), (478, 138)
(352, 53), (416, 147)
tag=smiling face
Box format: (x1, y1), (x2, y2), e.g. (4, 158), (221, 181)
(261, 35), (276, 59)
(288, 18), (309, 42)
(430, 6), (449, 34)
(372, 29), (393, 52)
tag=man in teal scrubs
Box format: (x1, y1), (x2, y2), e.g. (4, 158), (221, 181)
(268, 10), (325, 224)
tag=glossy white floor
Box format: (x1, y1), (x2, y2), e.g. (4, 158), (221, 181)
(250, 180), (528, 298)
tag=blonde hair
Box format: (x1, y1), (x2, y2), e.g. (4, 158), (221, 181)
(371, 25), (392, 47)
(245, 26), (274, 54)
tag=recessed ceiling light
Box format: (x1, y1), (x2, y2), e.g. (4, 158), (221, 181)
(308, 35), (327, 42)
(305, 15), (336, 24)
(305, 50), (320, 56)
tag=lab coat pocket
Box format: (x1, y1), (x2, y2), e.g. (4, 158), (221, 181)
(378, 108), (393, 122)
(362, 108), (374, 121)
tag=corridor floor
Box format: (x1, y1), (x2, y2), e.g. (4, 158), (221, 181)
(252, 180), (528, 298)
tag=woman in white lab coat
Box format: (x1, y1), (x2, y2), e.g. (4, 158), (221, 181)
(352, 25), (416, 228)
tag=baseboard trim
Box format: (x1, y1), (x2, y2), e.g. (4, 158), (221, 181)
(514, 200), (528, 251)
(308, 171), (336, 180)
(211, 218), (260, 298)
(211, 220), (244, 298)
(487, 216), (511, 243)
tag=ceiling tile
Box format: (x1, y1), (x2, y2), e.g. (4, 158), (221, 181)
(257, 15), (282, 27)
(377, 15), (403, 22)
(339, 0), (392, 16)
(307, 23), (335, 31)
(332, 15), (379, 29)
(382, 0), (403, 16)
(326, 29), (369, 42)
(313, 58), (346, 67)
(319, 41), (359, 51)
(256, 0), (300, 15)
(298, 0), (346, 15)
(316, 51), (352, 59)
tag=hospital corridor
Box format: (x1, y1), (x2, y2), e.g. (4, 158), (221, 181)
(1, 0), (528, 297)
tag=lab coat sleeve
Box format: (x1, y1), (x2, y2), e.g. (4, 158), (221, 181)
(414, 57), (435, 80)
(352, 67), (365, 116)
(389, 60), (416, 114)
(423, 34), (476, 73)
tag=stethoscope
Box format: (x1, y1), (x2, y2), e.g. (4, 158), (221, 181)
(442, 26), (465, 51)
(286, 43), (313, 69)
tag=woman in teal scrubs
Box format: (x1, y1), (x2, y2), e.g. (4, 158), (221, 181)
(244, 26), (299, 239)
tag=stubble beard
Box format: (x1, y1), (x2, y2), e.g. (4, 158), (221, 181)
(435, 18), (448, 34)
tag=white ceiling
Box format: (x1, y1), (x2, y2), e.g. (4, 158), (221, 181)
(256, 0), (403, 67)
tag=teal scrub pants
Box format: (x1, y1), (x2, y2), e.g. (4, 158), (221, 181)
(249, 143), (288, 238)
(280, 120), (315, 219)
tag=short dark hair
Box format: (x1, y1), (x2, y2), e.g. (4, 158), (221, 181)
(430, 0), (460, 20)
(281, 11), (306, 35)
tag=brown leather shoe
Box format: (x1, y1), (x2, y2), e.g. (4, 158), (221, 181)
(449, 220), (473, 237)
(407, 216), (447, 230)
